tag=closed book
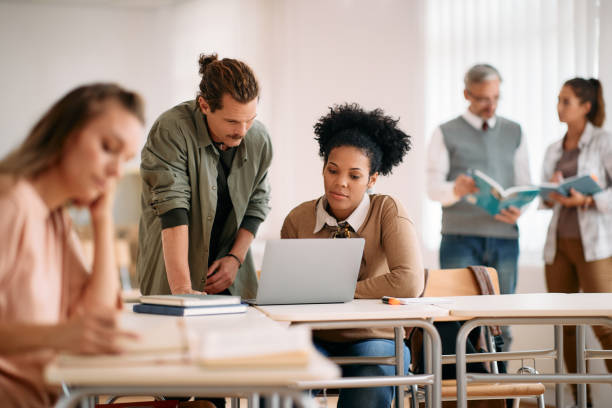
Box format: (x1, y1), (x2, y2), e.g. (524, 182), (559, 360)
(139, 294), (241, 307)
(133, 303), (247, 316)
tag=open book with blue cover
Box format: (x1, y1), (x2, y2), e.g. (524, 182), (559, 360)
(539, 174), (602, 200)
(464, 169), (540, 215)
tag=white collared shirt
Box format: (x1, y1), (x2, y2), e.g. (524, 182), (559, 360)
(426, 110), (531, 206)
(542, 122), (612, 263)
(313, 193), (371, 234)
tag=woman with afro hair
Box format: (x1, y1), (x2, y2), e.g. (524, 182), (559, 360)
(281, 103), (424, 408)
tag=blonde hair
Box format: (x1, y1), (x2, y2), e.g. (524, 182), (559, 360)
(0, 83), (144, 179)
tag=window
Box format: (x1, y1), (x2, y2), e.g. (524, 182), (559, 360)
(423, 0), (600, 264)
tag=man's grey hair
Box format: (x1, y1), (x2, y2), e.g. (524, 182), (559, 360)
(464, 64), (502, 88)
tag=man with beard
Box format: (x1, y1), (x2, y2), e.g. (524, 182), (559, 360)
(138, 53), (272, 307)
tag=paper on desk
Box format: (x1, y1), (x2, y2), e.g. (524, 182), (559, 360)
(195, 325), (311, 367)
(56, 319), (193, 367)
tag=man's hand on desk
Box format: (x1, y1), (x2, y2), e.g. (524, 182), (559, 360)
(205, 255), (240, 294)
(52, 308), (138, 355)
(171, 285), (204, 295)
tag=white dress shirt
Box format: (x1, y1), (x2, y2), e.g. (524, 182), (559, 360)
(426, 110), (532, 207)
(313, 193), (370, 234)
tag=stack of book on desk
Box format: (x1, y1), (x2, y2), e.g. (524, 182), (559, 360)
(133, 294), (247, 316)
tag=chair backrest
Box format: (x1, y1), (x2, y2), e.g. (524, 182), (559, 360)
(423, 267), (500, 297)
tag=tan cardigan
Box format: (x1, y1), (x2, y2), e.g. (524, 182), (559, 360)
(281, 194), (424, 342)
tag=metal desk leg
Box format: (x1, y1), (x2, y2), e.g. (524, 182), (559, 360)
(421, 320), (442, 408)
(577, 325), (587, 408)
(423, 325), (432, 408)
(395, 326), (405, 408)
(554, 325), (564, 408)
(265, 393), (279, 408)
(249, 393), (260, 408)
(456, 322), (469, 408)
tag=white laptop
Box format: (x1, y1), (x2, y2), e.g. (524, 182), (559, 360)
(246, 238), (365, 305)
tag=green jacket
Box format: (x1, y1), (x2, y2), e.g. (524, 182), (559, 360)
(137, 100), (272, 298)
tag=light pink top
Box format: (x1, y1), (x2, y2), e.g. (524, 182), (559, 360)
(0, 179), (89, 407)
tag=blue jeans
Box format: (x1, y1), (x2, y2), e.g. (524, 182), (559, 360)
(439, 234), (519, 351)
(314, 338), (410, 408)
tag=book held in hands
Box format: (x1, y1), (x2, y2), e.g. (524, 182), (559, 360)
(464, 169), (540, 216)
(539, 174), (602, 200)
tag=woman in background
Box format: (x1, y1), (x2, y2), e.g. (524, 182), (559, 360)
(281, 103), (424, 408)
(0, 83), (144, 407)
(542, 78), (612, 407)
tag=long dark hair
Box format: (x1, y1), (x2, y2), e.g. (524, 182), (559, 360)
(0, 83), (144, 179)
(564, 77), (606, 127)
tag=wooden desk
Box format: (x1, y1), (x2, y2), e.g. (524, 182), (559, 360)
(256, 299), (450, 408)
(46, 307), (340, 408)
(444, 293), (612, 408)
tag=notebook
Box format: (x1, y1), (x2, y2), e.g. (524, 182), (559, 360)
(246, 238), (365, 305)
(133, 303), (247, 316)
(139, 294), (241, 307)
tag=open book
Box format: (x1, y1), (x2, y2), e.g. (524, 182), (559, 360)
(55, 318), (193, 367)
(464, 169), (540, 215)
(53, 316), (311, 369)
(540, 174), (602, 200)
(195, 326), (311, 367)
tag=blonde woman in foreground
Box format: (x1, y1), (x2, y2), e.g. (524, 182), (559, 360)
(0, 83), (144, 407)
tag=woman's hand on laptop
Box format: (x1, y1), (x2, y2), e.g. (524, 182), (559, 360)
(205, 256), (240, 294)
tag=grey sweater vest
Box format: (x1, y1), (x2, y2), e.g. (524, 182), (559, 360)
(440, 116), (522, 238)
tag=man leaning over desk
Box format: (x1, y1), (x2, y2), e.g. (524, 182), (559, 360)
(137, 52), (272, 299)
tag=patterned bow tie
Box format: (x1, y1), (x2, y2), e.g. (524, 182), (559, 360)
(329, 221), (353, 238)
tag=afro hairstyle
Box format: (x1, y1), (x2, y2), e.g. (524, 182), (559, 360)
(313, 103), (412, 176)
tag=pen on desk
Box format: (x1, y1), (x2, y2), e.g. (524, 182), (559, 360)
(382, 296), (401, 305)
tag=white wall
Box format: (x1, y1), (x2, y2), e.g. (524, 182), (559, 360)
(0, 0), (427, 246)
(0, 2), (164, 157)
(258, 0), (426, 242)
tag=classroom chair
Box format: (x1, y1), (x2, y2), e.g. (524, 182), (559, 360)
(409, 267), (545, 408)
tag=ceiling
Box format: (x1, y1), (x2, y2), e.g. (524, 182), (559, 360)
(0, 0), (195, 9)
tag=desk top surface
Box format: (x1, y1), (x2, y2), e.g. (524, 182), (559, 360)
(444, 292), (612, 317)
(46, 306), (339, 387)
(255, 299), (450, 322)
(45, 349), (339, 387)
